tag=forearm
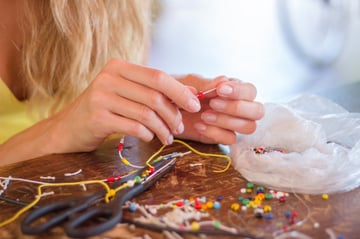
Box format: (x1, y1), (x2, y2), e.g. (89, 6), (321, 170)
(0, 118), (57, 166)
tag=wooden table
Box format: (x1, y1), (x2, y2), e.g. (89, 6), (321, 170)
(1, 82), (359, 239)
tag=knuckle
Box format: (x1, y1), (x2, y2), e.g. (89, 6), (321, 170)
(139, 105), (156, 123)
(127, 122), (154, 142)
(148, 90), (165, 107)
(150, 70), (167, 86)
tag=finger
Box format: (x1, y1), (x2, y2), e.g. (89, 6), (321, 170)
(200, 110), (258, 134)
(105, 93), (175, 145)
(108, 75), (184, 135)
(216, 81), (257, 101)
(209, 98), (264, 120)
(193, 122), (237, 145)
(105, 59), (201, 113)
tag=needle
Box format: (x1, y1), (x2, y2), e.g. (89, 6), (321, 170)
(197, 88), (216, 100)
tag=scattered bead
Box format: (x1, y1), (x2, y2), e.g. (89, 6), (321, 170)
(322, 194), (329, 200)
(265, 213), (274, 220)
(246, 182), (254, 189)
(231, 203), (240, 212)
(314, 222), (320, 228)
(263, 205), (272, 213)
(213, 221), (221, 229)
(240, 188), (247, 194)
(206, 201), (213, 209)
(129, 202), (137, 212)
(284, 211), (291, 218)
(191, 221), (200, 231)
(213, 201), (221, 209)
(217, 195), (224, 201)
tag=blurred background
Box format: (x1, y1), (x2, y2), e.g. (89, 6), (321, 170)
(148, 0), (360, 102)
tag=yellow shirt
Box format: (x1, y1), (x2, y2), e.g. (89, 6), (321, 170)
(0, 78), (38, 143)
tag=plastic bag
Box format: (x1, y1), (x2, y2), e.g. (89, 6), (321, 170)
(230, 94), (360, 194)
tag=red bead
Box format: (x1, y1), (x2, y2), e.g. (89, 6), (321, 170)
(117, 143), (123, 152)
(176, 201), (184, 207)
(107, 177), (115, 183)
(149, 167), (155, 174)
(279, 196), (286, 203)
(197, 91), (204, 100)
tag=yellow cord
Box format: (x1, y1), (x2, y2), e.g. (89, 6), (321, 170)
(0, 180), (111, 228)
(0, 139), (231, 228)
(146, 139), (231, 173)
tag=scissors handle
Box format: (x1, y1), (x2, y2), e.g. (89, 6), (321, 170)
(65, 158), (176, 238)
(21, 193), (103, 235)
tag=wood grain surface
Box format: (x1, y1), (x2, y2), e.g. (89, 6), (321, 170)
(1, 82), (359, 239)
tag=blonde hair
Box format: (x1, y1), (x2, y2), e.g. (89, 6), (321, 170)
(22, 0), (155, 116)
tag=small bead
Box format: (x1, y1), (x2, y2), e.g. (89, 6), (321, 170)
(134, 176), (142, 184)
(265, 213), (274, 220)
(246, 182), (254, 189)
(117, 143), (123, 152)
(238, 196), (244, 202)
(217, 195), (224, 201)
(206, 201), (213, 209)
(246, 188), (253, 193)
(213, 221), (221, 229)
(263, 205), (272, 213)
(191, 221), (200, 231)
(149, 167), (155, 174)
(254, 208), (264, 218)
(240, 188), (247, 194)
(279, 196), (286, 203)
(197, 91), (204, 100)
(284, 211), (291, 218)
(314, 222), (320, 228)
(129, 202), (137, 212)
(107, 177), (115, 183)
(265, 193), (272, 200)
(127, 180), (135, 187)
(213, 201), (221, 209)
(231, 203), (240, 212)
(241, 199), (250, 206)
(176, 201), (183, 207)
(322, 194), (329, 200)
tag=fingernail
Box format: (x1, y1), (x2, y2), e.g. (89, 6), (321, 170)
(201, 112), (217, 122)
(194, 122), (207, 131)
(188, 98), (201, 112)
(164, 134), (173, 145)
(219, 85), (233, 96)
(210, 99), (226, 110)
(174, 122), (184, 134)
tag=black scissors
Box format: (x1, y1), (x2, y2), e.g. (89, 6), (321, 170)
(21, 158), (176, 238)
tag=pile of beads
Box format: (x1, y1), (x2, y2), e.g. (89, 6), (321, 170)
(253, 147), (288, 154)
(126, 196), (238, 235)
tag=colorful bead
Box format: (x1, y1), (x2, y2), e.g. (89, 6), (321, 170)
(197, 91), (204, 100)
(213, 221), (221, 229)
(129, 202), (137, 212)
(246, 182), (254, 189)
(322, 194), (329, 200)
(263, 205), (272, 213)
(231, 203), (240, 212)
(217, 195), (224, 201)
(213, 201), (221, 209)
(265, 193), (272, 200)
(134, 176), (142, 184)
(278, 196), (286, 203)
(240, 188), (247, 193)
(206, 201), (213, 209)
(191, 221), (200, 231)
(265, 213), (274, 220)
(284, 211), (291, 218)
